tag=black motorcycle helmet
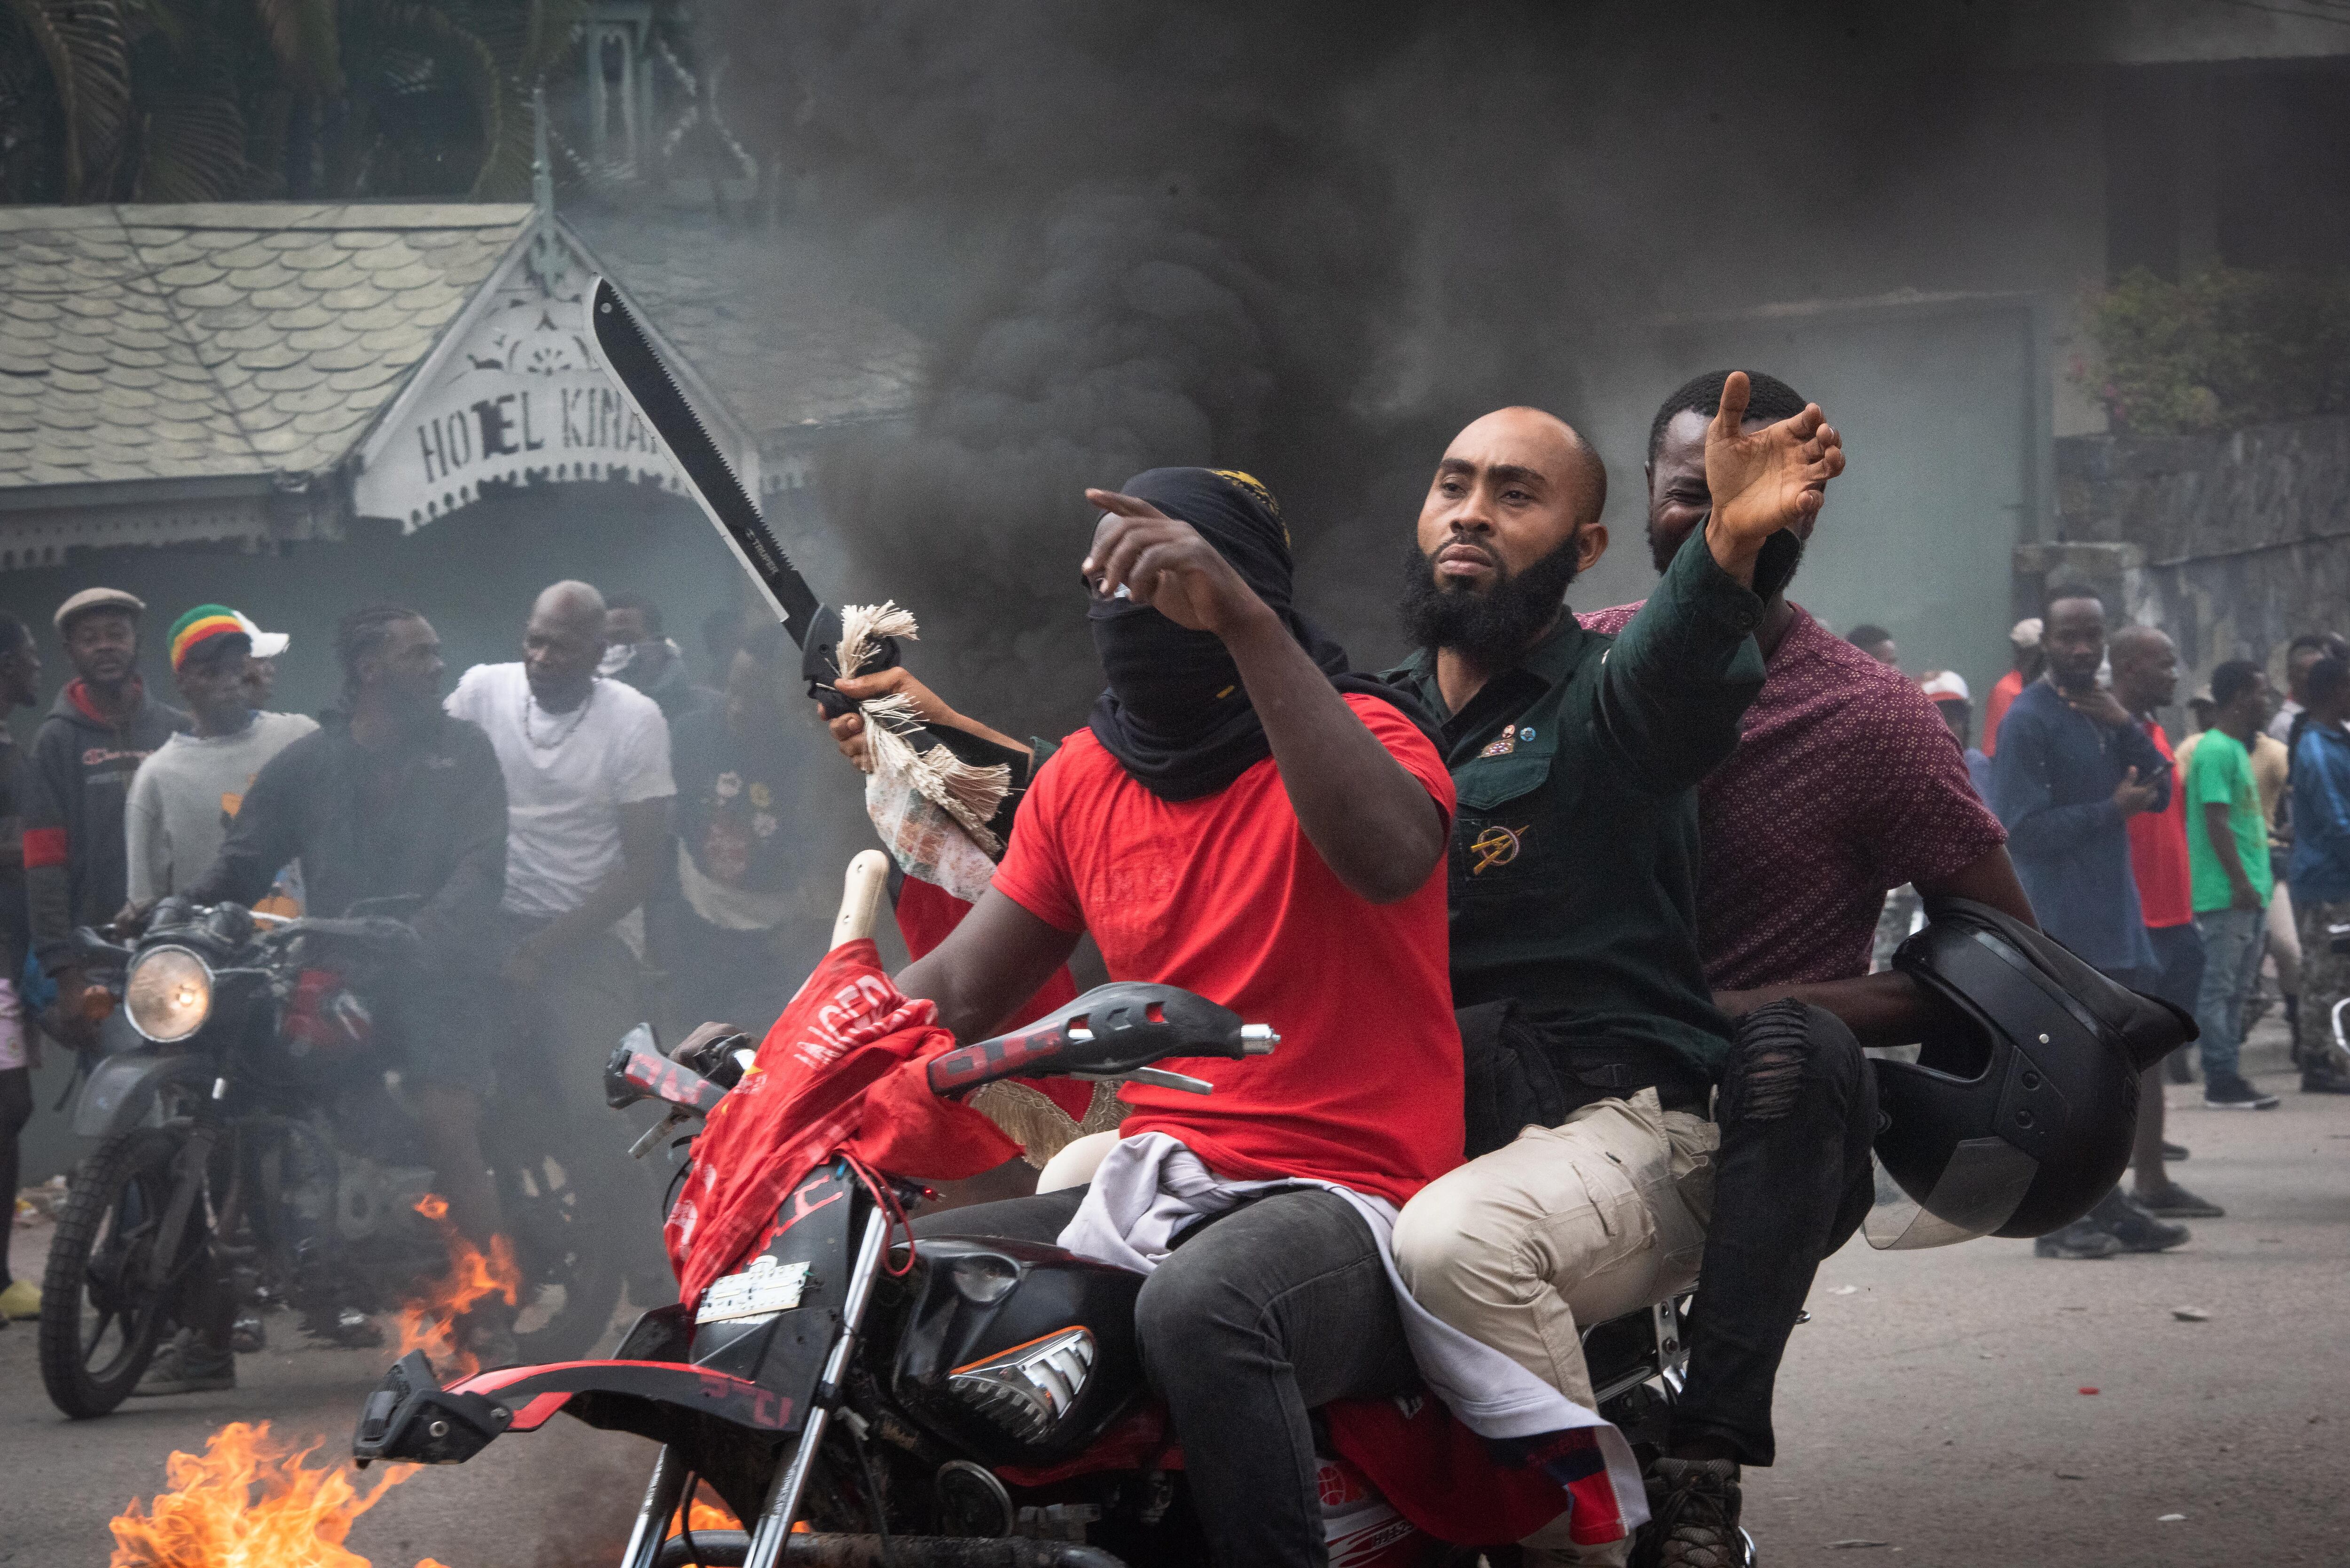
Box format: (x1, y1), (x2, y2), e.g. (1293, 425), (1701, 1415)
(1870, 899), (2195, 1248)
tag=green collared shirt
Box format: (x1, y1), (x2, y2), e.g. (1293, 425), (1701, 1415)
(1384, 532), (1768, 1080)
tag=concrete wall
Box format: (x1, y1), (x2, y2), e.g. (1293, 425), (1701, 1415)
(2042, 414), (2350, 707)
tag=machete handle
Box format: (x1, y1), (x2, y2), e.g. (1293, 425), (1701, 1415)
(800, 605), (903, 718)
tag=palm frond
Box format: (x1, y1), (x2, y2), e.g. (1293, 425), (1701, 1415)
(3, 0), (133, 198)
(362, 1), (510, 195)
(132, 47), (250, 200)
(252, 0), (341, 95)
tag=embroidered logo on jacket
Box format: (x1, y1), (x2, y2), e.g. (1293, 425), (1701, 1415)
(1469, 824), (1528, 874)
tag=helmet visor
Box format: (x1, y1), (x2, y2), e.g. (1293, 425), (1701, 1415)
(1864, 1135), (2039, 1250)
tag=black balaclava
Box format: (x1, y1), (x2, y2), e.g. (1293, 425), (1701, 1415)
(1086, 468), (1435, 800)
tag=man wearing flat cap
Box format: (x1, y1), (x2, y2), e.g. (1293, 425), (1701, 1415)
(26, 588), (187, 1048)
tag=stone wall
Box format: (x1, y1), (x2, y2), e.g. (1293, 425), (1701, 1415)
(2041, 416), (2350, 702)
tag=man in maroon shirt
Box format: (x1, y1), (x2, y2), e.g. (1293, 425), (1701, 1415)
(1583, 370), (2032, 1026)
(1580, 369), (2037, 1566)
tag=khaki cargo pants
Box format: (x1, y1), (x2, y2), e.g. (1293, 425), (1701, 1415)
(1393, 1090), (1716, 1557)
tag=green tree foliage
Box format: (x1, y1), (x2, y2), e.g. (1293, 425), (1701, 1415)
(0, 0), (588, 203)
(2078, 267), (2350, 437)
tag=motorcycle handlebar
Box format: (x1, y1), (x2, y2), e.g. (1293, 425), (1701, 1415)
(258, 916), (423, 954)
(70, 926), (134, 968)
(926, 982), (1277, 1099)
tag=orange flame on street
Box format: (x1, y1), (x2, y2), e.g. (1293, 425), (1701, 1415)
(107, 1421), (446, 1568)
(394, 1194), (521, 1380)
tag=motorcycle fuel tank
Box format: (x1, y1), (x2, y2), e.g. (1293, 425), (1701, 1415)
(889, 1237), (1146, 1468)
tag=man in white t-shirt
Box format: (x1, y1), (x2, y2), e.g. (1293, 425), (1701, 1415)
(126, 604), (318, 908)
(446, 581), (675, 1238)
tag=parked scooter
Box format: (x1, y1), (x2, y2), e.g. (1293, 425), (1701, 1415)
(39, 894), (625, 1418)
(353, 855), (1704, 1565)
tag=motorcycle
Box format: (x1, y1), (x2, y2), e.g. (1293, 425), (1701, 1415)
(38, 894), (627, 1419)
(352, 854), (1704, 1566)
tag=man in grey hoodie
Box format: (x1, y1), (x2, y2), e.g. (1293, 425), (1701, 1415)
(24, 589), (186, 1049)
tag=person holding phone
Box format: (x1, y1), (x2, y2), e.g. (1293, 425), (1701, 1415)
(1989, 583), (2190, 1257)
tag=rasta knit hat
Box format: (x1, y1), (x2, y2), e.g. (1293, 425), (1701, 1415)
(167, 604), (252, 671)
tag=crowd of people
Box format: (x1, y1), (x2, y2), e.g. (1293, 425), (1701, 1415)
(0, 359), (2326, 1568)
(0, 579), (810, 1388)
(1859, 602), (2350, 1262)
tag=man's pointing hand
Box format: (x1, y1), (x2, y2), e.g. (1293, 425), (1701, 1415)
(1082, 488), (1271, 640)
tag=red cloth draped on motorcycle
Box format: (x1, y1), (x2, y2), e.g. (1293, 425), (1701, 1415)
(892, 874), (1091, 1123)
(665, 940), (1018, 1308)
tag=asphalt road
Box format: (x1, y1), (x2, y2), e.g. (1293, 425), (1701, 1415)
(3, 1041), (2343, 1568)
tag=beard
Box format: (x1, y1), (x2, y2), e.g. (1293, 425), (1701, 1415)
(1650, 519), (1810, 600)
(1399, 532), (1584, 669)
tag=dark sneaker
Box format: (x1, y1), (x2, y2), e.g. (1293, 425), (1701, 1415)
(2301, 1066), (2350, 1095)
(2090, 1189), (2189, 1251)
(2203, 1075), (2280, 1110)
(2034, 1219), (2123, 1259)
(2137, 1181), (2224, 1218)
(131, 1334), (236, 1396)
(1634, 1457), (1744, 1568)
(2162, 1141), (2190, 1162)
(230, 1312), (267, 1354)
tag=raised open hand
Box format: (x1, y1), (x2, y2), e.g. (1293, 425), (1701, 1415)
(1704, 370), (1846, 583)
(1082, 488), (1270, 638)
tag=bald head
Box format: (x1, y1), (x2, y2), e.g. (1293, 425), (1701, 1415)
(524, 579), (609, 710)
(1408, 406), (1611, 668)
(1453, 407), (1608, 530)
(2109, 623), (2178, 714)
(535, 579), (607, 633)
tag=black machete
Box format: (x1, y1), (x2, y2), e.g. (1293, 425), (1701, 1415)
(585, 275), (890, 709)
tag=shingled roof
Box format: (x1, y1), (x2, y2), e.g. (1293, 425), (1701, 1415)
(0, 204), (530, 494)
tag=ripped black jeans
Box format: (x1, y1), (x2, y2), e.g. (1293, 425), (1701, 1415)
(1672, 999), (1878, 1466)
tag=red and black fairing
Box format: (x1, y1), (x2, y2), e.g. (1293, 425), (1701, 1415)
(353, 1161), (866, 1523)
(883, 1237), (1148, 1468)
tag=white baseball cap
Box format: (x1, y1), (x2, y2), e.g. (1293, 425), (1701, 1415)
(233, 611), (289, 660)
(1920, 670), (1971, 702)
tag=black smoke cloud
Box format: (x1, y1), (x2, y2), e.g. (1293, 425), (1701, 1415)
(697, 0), (1423, 737)
(689, 1), (2057, 733)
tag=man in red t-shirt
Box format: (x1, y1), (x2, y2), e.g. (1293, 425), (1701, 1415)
(2111, 625), (2222, 1220)
(886, 467), (1461, 1567)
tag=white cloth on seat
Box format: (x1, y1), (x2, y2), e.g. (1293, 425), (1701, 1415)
(1057, 1130), (1650, 1537)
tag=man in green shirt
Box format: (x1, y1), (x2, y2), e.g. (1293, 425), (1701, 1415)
(2186, 657), (2280, 1110)
(1387, 377), (1850, 1566)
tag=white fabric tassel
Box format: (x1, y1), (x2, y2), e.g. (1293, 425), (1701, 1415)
(840, 602), (1012, 859)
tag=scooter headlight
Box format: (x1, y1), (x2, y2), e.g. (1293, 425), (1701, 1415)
(125, 944), (214, 1043)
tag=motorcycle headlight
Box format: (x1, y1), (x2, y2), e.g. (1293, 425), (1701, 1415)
(125, 944), (214, 1043)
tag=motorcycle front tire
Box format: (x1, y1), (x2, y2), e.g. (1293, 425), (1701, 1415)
(500, 1161), (629, 1364)
(38, 1127), (192, 1418)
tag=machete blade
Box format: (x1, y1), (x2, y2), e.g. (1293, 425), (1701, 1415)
(585, 276), (821, 644)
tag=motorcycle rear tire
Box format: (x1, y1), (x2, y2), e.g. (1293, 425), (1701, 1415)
(38, 1128), (193, 1419)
